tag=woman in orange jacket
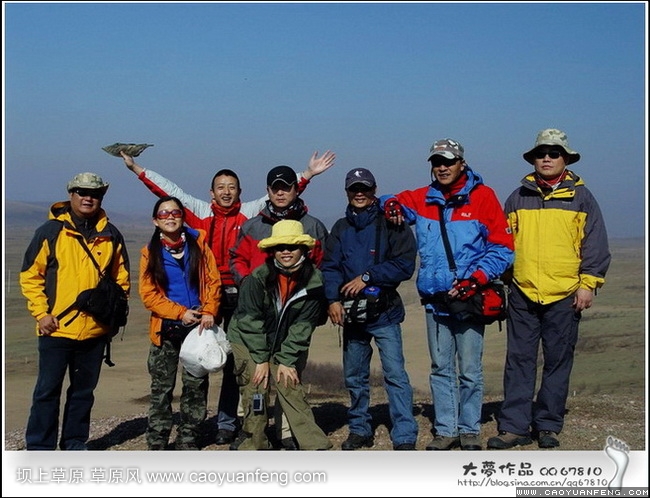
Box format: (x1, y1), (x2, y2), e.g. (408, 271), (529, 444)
(139, 196), (221, 450)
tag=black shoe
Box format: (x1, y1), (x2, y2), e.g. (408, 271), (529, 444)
(537, 430), (560, 449)
(393, 442), (416, 450)
(341, 433), (374, 450)
(229, 431), (250, 451)
(487, 431), (533, 450)
(281, 437), (298, 450)
(215, 429), (236, 445)
(148, 442), (167, 451)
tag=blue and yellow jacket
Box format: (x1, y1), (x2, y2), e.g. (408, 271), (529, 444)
(20, 201), (130, 339)
(505, 170), (610, 304)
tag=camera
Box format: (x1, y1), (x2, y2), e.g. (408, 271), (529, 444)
(252, 393), (264, 414)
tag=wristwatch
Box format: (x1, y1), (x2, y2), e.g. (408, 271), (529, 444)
(361, 272), (371, 283)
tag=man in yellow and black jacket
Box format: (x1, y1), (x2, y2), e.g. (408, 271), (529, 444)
(19, 172), (130, 450)
(488, 129), (611, 451)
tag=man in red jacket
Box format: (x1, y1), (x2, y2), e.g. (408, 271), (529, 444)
(120, 150), (335, 445)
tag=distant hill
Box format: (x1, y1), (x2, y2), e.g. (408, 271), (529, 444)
(3, 200), (150, 229)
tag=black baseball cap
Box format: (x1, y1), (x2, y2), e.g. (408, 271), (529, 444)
(266, 165), (297, 187)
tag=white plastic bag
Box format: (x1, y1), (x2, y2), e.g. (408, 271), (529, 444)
(179, 325), (231, 377)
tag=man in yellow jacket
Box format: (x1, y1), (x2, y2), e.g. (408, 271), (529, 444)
(20, 172), (130, 450)
(488, 129), (611, 450)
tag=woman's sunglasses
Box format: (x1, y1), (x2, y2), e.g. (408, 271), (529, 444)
(156, 209), (183, 219)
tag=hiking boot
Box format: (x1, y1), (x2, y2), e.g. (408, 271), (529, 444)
(426, 435), (461, 451)
(215, 429), (236, 445)
(537, 430), (560, 449)
(487, 431), (532, 449)
(341, 433), (374, 450)
(393, 442), (416, 450)
(281, 437), (298, 450)
(460, 433), (482, 451)
(229, 431), (251, 451)
(175, 440), (198, 450)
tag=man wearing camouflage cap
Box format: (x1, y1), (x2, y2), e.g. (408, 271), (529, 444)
(379, 138), (514, 451)
(20, 172), (130, 450)
(488, 128), (611, 450)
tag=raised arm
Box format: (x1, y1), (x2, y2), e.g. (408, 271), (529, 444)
(301, 150), (336, 181)
(120, 151), (145, 176)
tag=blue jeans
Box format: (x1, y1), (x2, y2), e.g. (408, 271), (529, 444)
(425, 311), (485, 437)
(215, 309), (240, 432)
(343, 322), (418, 446)
(215, 354), (240, 431)
(26, 335), (106, 450)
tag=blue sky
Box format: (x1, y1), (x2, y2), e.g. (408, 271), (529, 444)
(3, 2), (647, 238)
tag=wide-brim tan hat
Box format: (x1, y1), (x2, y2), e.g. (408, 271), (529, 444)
(66, 172), (109, 193)
(258, 220), (316, 250)
(523, 128), (581, 165)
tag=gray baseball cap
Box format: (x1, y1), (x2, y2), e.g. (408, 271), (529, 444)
(428, 138), (464, 161)
(67, 172), (110, 193)
(523, 128), (581, 165)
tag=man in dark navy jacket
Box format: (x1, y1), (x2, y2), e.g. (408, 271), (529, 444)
(321, 168), (418, 451)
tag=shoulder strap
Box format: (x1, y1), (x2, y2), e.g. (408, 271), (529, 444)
(437, 204), (457, 277)
(75, 236), (109, 276)
(374, 212), (382, 265)
(56, 235), (116, 323)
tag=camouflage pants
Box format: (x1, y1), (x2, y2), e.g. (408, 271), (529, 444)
(231, 342), (332, 451)
(147, 340), (208, 447)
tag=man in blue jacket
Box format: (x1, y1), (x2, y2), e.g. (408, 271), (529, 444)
(380, 138), (514, 451)
(321, 168), (418, 451)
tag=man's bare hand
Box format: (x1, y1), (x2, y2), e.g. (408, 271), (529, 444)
(304, 150), (336, 179)
(328, 301), (345, 327)
(120, 151), (144, 175)
(38, 314), (59, 336)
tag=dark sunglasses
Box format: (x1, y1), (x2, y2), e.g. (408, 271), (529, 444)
(156, 209), (183, 219)
(71, 188), (104, 199)
(430, 157), (460, 168)
(347, 184), (373, 193)
(534, 150), (563, 160)
(274, 244), (301, 252)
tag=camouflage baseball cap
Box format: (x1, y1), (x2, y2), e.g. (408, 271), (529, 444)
(67, 172), (110, 192)
(523, 128), (581, 165)
(428, 138), (464, 161)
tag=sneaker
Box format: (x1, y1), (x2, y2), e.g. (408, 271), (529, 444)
(281, 437), (298, 450)
(487, 431), (532, 449)
(215, 429), (236, 445)
(393, 442), (416, 450)
(460, 433), (482, 451)
(537, 430), (560, 449)
(175, 440), (198, 450)
(229, 431), (251, 451)
(426, 435), (461, 451)
(341, 433), (374, 450)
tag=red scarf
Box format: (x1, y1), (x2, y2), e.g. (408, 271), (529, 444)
(442, 172), (468, 199)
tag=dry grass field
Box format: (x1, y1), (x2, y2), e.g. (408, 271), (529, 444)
(3, 225), (646, 451)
